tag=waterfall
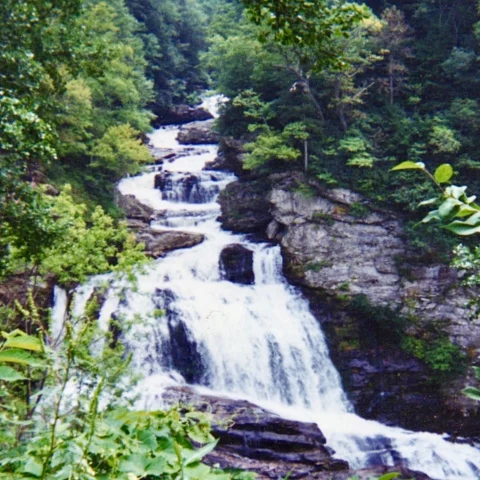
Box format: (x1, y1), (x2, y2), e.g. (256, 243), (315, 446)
(61, 96), (480, 480)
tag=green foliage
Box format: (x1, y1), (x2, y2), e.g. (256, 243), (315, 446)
(90, 124), (152, 181)
(349, 202), (370, 218)
(240, 0), (367, 71)
(39, 186), (147, 286)
(339, 134), (376, 168)
(402, 336), (465, 375)
(0, 299), (254, 480)
(347, 295), (407, 348)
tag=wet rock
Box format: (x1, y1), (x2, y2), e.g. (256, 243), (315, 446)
(116, 192), (155, 223)
(137, 230), (204, 258)
(220, 244), (254, 285)
(218, 180), (272, 233)
(155, 172), (219, 204)
(160, 387), (431, 480)
(177, 119), (220, 145)
(161, 386), (349, 479)
(153, 104), (213, 126)
(205, 136), (245, 176)
(151, 147), (177, 164)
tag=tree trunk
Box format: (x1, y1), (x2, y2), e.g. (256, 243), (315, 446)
(334, 76), (348, 131)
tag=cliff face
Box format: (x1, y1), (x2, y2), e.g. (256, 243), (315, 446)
(218, 173), (480, 436)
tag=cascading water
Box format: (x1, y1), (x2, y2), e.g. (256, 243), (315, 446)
(59, 97), (480, 479)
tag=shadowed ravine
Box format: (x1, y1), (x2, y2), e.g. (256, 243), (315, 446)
(52, 98), (480, 480)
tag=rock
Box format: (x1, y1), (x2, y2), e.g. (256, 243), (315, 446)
(177, 119), (220, 145)
(116, 192), (155, 223)
(205, 136), (245, 176)
(151, 147), (177, 164)
(218, 179), (273, 233)
(153, 104), (213, 126)
(137, 229), (204, 258)
(160, 386), (431, 480)
(220, 244), (254, 285)
(160, 386), (349, 479)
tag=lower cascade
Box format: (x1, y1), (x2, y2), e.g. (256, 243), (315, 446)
(53, 100), (480, 480)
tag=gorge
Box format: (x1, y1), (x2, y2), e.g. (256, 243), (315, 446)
(52, 98), (480, 479)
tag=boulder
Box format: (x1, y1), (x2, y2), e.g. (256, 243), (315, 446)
(204, 136), (245, 176)
(177, 119), (220, 145)
(218, 180), (273, 233)
(160, 386), (348, 479)
(153, 104), (213, 126)
(116, 192), (155, 223)
(220, 244), (254, 285)
(137, 229), (204, 258)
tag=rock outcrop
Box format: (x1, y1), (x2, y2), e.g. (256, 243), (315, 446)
(153, 104), (213, 126)
(177, 119), (220, 145)
(137, 230), (204, 259)
(115, 191), (204, 258)
(217, 172), (480, 437)
(219, 244), (254, 285)
(218, 179), (273, 233)
(205, 136), (245, 176)
(161, 386), (430, 480)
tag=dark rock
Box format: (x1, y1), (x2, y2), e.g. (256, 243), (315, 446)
(153, 104), (213, 126)
(220, 244), (255, 285)
(137, 229), (204, 258)
(177, 119), (220, 145)
(116, 192), (155, 223)
(161, 386), (349, 479)
(218, 180), (273, 234)
(155, 172), (220, 204)
(205, 136), (245, 176)
(151, 147), (177, 164)
(154, 172), (172, 191)
(160, 387), (431, 480)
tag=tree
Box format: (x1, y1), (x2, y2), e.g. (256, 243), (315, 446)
(240, 0), (366, 71)
(375, 6), (413, 105)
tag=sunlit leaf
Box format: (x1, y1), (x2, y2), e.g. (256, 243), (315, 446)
(183, 440), (219, 467)
(3, 334), (43, 352)
(0, 365), (26, 381)
(391, 161), (425, 171)
(434, 164), (454, 184)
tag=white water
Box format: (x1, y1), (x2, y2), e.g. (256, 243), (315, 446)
(56, 96), (480, 479)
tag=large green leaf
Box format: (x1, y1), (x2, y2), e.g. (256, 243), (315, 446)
(118, 454), (149, 476)
(445, 222), (480, 236)
(473, 366), (480, 380)
(0, 365), (26, 381)
(183, 440), (219, 467)
(438, 197), (461, 219)
(391, 161), (425, 171)
(463, 387), (480, 401)
(145, 457), (166, 476)
(3, 334), (43, 352)
(22, 458), (43, 477)
(0, 349), (36, 366)
(378, 474), (401, 480)
(434, 164), (453, 184)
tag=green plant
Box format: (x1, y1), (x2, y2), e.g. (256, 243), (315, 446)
(311, 211), (334, 225)
(305, 260), (331, 272)
(0, 296), (255, 480)
(349, 202), (369, 218)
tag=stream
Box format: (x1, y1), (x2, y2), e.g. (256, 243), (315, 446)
(52, 97), (480, 479)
